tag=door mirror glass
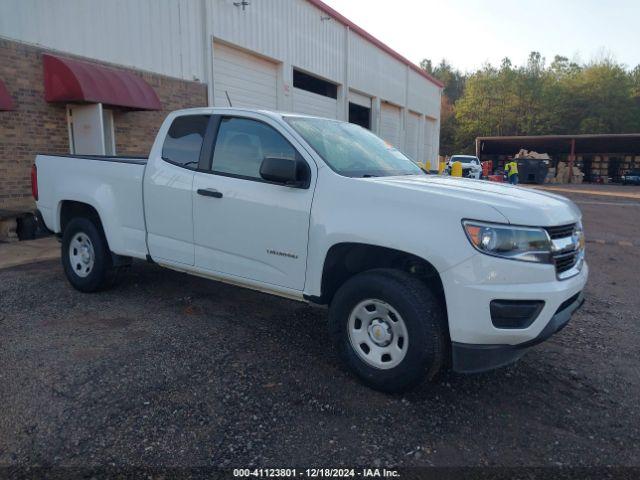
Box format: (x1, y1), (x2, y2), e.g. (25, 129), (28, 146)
(260, 156), (306, 187)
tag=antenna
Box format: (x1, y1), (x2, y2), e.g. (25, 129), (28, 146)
(225, 90), (233, 107)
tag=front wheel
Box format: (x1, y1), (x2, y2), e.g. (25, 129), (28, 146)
(61, 217), (119, 292)
(329, 269), (447, 392)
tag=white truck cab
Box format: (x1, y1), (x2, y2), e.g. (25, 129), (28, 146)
(33, 108), (588, 391)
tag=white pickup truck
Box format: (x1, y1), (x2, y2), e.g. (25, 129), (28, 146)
(33, 108), (587, 392)
(447, 155), (482, 179)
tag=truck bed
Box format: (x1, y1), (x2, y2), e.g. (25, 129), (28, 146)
(36, 153), (149, 260)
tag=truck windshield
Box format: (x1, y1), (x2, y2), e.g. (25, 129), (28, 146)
(285, 116), (423, 178)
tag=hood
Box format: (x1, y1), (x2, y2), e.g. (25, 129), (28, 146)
(366, 175), (581, 226)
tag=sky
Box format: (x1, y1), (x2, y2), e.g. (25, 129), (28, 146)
(322, 0), (640, 73)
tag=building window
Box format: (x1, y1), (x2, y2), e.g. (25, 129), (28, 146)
(293, 69), (338, 99)
(212, 117), (297, 180)
(162, 115), (210, 169)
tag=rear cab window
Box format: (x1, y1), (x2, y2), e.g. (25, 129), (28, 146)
(162, 115), (210, 169)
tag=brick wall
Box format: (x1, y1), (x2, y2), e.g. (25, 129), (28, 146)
(0, 38), (207, 212)
(0, 39), (67, 211)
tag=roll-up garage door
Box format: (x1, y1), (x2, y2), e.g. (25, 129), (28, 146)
(293, 88), (338, 118)
(405, 112), (421, 162)
(380, 102), (401, 148)
(213, 42), (278, 110)
(349, 90), (371, 109)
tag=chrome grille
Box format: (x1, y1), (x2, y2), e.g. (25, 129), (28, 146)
(553, 250), (578, 274)
(544, 223), (582, 278)
(545, 223), (575, 239)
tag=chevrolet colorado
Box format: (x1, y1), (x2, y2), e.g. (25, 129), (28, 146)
(33, 108), (588, 392)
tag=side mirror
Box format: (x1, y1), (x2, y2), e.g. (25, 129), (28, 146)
(260, 156), (307, 187)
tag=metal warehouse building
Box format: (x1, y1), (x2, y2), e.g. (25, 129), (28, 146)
(0, 0), (443, 219)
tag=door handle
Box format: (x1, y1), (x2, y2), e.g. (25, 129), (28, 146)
(197, 188), (223, 199)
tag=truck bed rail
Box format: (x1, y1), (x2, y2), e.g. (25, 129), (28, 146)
(37, 153), (147, 165)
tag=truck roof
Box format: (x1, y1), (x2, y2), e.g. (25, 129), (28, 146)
(168, 107), (340, 122)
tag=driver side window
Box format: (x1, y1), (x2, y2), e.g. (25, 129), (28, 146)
(212, 117), (297, 180)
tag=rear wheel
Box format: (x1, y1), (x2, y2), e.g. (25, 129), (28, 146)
(61, 217), (120, 292)
(329, 268), (447, 392)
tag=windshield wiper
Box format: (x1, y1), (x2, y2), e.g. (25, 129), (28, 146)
(361, 174), (378, 178)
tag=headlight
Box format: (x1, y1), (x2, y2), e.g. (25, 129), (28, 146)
(462, 220), (552, 263)
(575, 220), (585, 250)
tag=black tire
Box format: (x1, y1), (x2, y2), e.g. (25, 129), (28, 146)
(61, 217), (119, 293)
(329, 268), (447, 392)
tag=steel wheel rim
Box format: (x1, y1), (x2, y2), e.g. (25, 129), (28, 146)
(347, 299), (409, 370)
(69, 232), (95, 278)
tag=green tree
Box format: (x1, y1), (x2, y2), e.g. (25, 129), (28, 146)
(571, 60), (637, 133)
(421, 52), (640, 155)
(449, 52), (640, 154)
(420, 58), (466, 154)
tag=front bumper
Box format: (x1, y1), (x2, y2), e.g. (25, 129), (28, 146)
(452, 291), (584, 373)
(463, 168), (481, 179)
(440, 252), (588, 373)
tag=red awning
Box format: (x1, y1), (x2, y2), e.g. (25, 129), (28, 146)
(43, 54), (161, 111)
(0, 79), (15, 111)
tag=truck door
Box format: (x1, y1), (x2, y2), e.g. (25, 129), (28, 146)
(192, 114), (316, 290)
(144, 114), (211, 265)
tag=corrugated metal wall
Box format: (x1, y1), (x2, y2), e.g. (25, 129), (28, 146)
(211, 0), (345, 85)
(0, 0), (440, 161)
(208, 0), (441, 161)
(0, 0), (205, 81)
(348, 32), (406, 108)
(408, 69), (440, 119)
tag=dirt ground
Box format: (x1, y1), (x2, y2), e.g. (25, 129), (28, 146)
(0, 187), (639, 471)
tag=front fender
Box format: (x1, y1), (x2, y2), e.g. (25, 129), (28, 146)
(303, 170), (506, 297)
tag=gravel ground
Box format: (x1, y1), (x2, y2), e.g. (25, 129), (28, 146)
(0, 189), (639, 470)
